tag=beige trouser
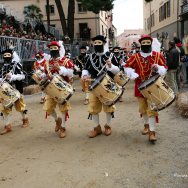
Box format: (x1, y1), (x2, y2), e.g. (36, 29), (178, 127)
(80, 79), (90, 92)
(137, 97), (158, 117)
(0, 96), (26, 115)
(43, 95), (71, 114)
(88, 92), (116, 114)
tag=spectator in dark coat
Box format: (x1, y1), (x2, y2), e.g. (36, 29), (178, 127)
(165, 41), (180, 94)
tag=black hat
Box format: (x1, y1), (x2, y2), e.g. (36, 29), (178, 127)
(80, 45), (86, 50)
(1, 49), (13, 55)
(92, 35), (106, 43)
(113, 46), (121, 51)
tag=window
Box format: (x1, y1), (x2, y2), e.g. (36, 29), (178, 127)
(151, 13), (155, 27)
(78, 3), (87, 12)
(46, 5), (55, 15)
(159, 1), (170, 22)
(147, 17), (150, 30)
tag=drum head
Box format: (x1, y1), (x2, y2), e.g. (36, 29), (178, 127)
(89, 73), (106, 90)
(139, 74), (160, 90)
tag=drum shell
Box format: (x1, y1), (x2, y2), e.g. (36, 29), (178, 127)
(32, 70), (44, 84)
(91, 74), (123, 106)
(114, 71), (129, 87)
(42, 75), (74, 104)
(0, 81), (20, 108)
(139, 76), (175, 111)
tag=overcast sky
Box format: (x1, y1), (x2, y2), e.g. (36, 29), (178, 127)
(113, 0), (143, 35)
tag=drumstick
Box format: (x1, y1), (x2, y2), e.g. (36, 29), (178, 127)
(97, 64), (107, 76)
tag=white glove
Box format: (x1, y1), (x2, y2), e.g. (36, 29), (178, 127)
(106, 64), (120, 75)
(155, 64), (167, 76)
(9, 74), (25, 82)
(59, 66), (68, 76)
(124, 67), (139, 80)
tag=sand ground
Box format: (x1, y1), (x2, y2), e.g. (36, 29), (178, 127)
(0, 80), (188, 188)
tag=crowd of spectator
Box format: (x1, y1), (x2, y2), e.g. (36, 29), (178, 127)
(0, 9), (56, 41)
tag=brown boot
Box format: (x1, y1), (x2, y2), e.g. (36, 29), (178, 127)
(88, 125), (102, 138)
(149, 131), (157, 142)
(84, 99), (89, 105)
(0, 124), (12, 135)
(55, 117), (62, 132)
(104, 125), (112, 136)
(142, 124), (149, 135)
(59, 127), (66, 138)
(22, 118), (29, 128)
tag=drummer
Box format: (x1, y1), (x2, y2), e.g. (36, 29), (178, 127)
(81, 35), (120, 138)
(124, 35), (167, 142)
(74, 45), (90, 105)
(43, 41), (74, 138)
(0, 49), (29, 135)
(33, 51), (46, 104)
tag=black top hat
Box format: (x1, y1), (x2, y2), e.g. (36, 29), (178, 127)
(1, 49), (13, 55)
(92, 35), (106, 43)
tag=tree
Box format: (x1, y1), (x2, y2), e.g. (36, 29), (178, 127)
(54, 0), (67, 36)
(54, 0), (114, 41)
(79, 0), (115, 14)
(23, 4), (43, 26)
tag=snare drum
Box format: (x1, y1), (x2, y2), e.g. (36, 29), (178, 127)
(138, 74), (175, 111)
(40, 75), (74, 104)
(114, 71), (129, 88)
(89, 73), (124, 106)
(32, 69), (45, 84)
(0, 81), (20, 108)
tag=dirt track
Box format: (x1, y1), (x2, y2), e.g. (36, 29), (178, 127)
(0, 80), (188, 188)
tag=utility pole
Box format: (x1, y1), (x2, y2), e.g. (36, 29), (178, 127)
(149, 2), (151, 35)
(46, 0), (50, 33)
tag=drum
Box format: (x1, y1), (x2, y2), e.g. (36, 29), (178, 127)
(32, 70), (45, 84)
(138, 74), (175, 111)
(89, 73), (124, 106)
(114, 71), (130, 88)
(40, 75), (74, 105)
(0, 81), (21, 108)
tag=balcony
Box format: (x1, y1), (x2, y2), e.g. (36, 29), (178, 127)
(181, 2), (188, 16)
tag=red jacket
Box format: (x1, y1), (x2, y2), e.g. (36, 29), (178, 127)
(125, 51), (167, 97)
(33, 59), (46, 70)
(44, 57), (74, 82)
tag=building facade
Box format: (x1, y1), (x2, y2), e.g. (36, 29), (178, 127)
(117, 29), (143, 50)
(0, 0), (116, 43)
(143, 0), (188, 49)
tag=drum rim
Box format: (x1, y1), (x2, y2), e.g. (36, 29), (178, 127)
(138, 74), (160, 90)
(61, 92), (73, 105)
(108, 88), (125, 106)
(153, 95), (176, 111)
(89, 73), (106, 90)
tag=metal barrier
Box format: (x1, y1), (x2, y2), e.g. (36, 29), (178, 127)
(0, 36), (85, 61)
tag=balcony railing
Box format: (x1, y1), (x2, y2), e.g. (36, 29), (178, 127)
(181, 2), (188, 15)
